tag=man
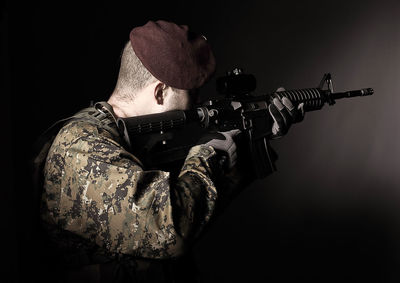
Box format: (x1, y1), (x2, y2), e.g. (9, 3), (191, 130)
(38, 20), (303, 282)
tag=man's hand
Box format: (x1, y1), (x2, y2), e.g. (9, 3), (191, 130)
(268, 87), (305, 138)
(203, 129), (241, 169)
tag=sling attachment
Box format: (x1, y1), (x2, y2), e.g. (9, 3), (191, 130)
(92, 101), (122, 138)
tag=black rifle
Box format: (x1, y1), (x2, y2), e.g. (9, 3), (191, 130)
(117, 68), (373, 178)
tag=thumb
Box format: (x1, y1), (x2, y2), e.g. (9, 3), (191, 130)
(298, 102), (305, 116)
(227, 129), (241, 137)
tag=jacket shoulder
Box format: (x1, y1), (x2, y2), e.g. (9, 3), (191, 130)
(49, 118), (140, 168)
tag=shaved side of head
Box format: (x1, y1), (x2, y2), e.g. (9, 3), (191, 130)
(112, 41), (157, 102)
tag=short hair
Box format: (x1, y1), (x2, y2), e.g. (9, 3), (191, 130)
(113, 41), (157, 101)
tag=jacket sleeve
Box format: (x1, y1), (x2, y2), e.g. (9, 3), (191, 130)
(42, 121), (220, 259)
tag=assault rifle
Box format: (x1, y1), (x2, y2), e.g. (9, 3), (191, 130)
(117, 68), (373, 178)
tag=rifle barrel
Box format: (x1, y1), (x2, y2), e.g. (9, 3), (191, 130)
(331, 88), (374, 100)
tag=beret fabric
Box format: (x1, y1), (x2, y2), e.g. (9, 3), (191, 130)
(129, 20), (216, 90)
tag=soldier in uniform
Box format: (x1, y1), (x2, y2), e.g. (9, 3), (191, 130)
(37, 20), (304, 282)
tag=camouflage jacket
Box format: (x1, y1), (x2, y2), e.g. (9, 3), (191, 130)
(40, 103), (221, 260)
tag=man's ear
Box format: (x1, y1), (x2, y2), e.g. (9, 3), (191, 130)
(154, 83), (166, 105)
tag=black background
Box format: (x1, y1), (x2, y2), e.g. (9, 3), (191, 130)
(4, 0), (400, 282)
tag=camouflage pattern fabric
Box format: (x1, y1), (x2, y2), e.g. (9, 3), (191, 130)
(41, 103), (220, 260)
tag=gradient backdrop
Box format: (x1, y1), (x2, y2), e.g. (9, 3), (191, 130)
(6, 0), (400, 282)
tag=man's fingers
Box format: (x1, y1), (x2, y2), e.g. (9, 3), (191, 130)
(296, 102), (305, 122)
(269, 91), (306, 138)
(298, 102), (305, 115)
(269, 103), (287, 136)
(281, 97), (295, 112)
(273, 97), (285, 111)
(273, 97), (293, 126)
(206, 129), (240, 169)
(231, 152), (237, 167)
(279, 95), (305, 123)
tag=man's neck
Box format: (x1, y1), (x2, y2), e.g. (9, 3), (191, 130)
(107, 95), (133, 118)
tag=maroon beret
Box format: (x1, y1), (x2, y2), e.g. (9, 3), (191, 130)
(129, 20), (216, 90)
